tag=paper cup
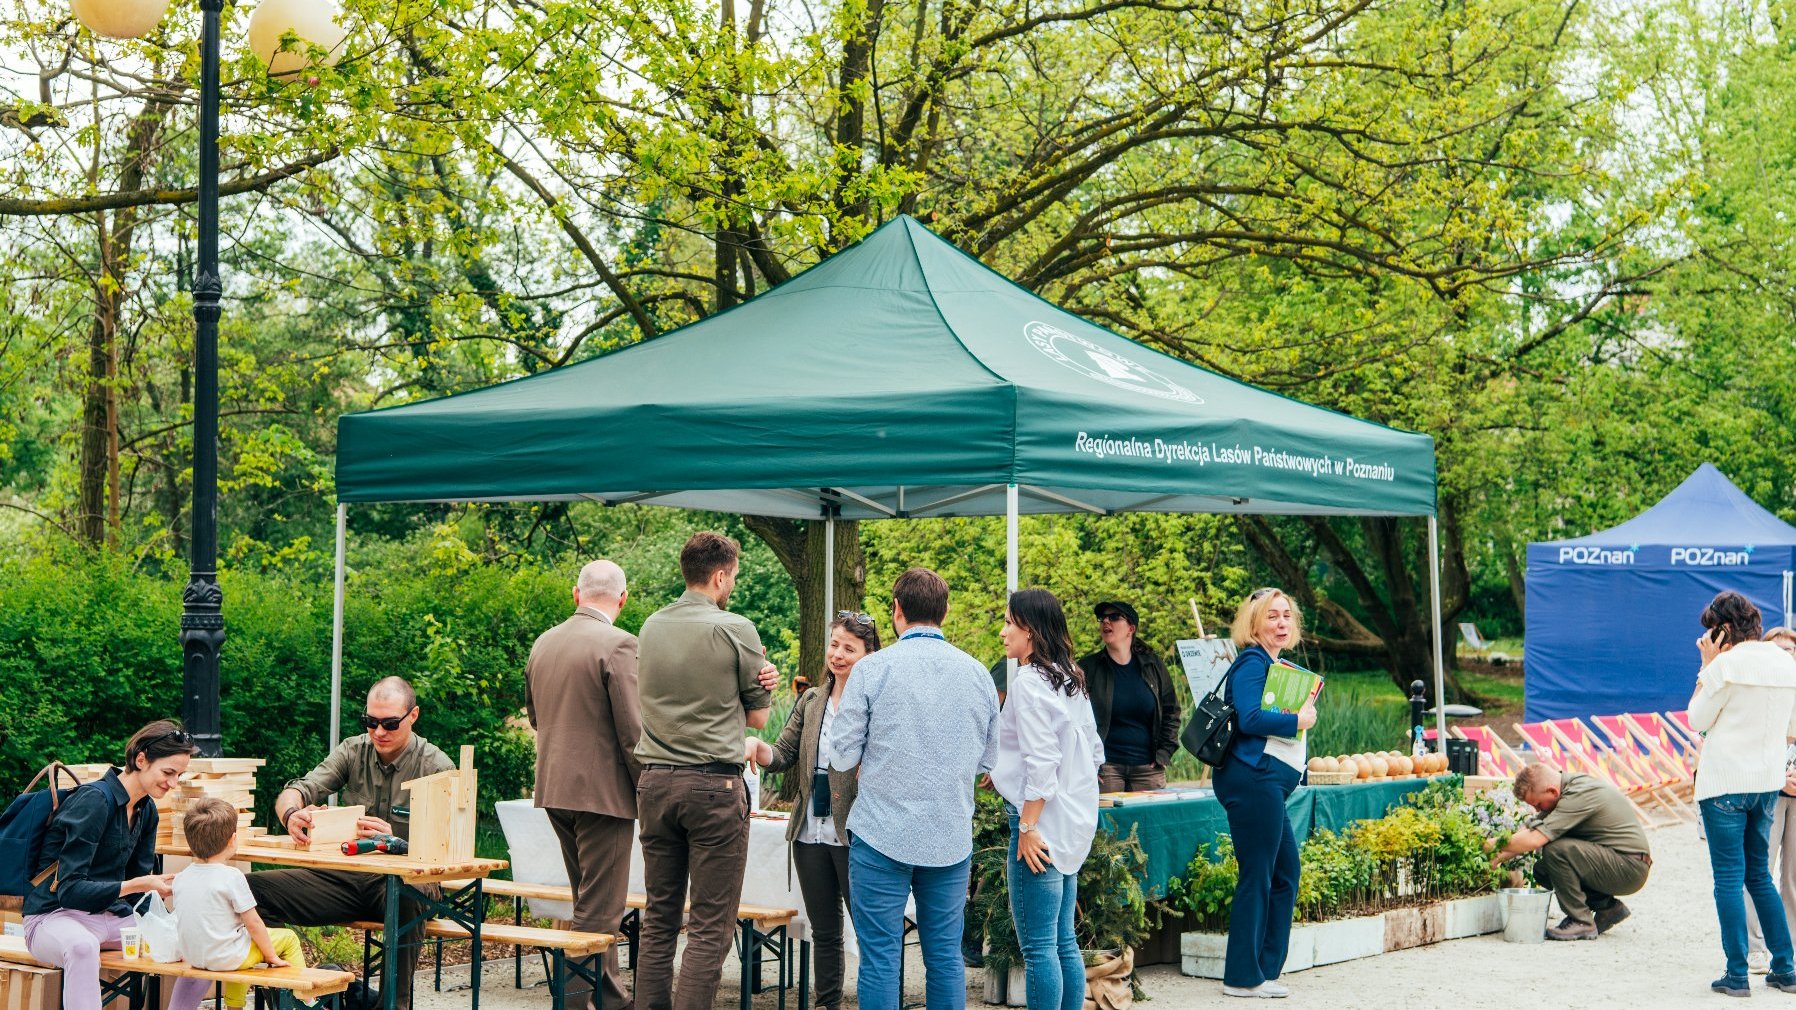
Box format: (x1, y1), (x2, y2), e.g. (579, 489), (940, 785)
(120, 926), (143, 959)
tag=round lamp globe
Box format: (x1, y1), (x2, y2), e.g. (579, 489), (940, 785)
(248, 0), (346, 77)
(70, 0), (172, 39)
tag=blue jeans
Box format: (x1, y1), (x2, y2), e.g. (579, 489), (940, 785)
(849, 835), (970, 1010)
(1702, 791), (1796, 980)
(1007, 811), (1083, 1010)
(1212, 754), (1301, 989)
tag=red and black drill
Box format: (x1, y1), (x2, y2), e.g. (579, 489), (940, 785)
(341, 833), (409, 856)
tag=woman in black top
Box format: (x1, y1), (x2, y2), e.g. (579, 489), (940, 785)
(24, 720), (207, 1010)
(1076, 601), (1180, 791)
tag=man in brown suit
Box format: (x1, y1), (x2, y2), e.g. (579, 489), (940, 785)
(526, 559), (642, 1010)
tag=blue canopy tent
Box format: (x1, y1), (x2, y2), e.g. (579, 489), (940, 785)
(1524, 464), (1796, 721)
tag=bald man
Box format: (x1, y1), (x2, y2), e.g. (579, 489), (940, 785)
(527, 560), (642, 1010)
(255, 676), (455, 1009)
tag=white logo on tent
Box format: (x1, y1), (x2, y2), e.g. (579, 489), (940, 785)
(1023, 321), (1201, 403)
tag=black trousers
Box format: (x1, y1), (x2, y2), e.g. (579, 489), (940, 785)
(248, 868), (430, 1009)
(792, 842), (852, 1009)
(1213, 755), (1301, 990)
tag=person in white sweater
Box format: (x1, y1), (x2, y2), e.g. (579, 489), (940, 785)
(1747, 628), (1796, 973)
(1689, 591), (1796, 997)
(991, 589), (1103, 1010)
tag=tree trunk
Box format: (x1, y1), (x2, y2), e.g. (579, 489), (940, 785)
(740, 516), (868, 687)
(76, 101), (167, 547)
(1237, 512), (1479, 705)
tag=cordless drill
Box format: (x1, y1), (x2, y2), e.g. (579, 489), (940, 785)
(341, 833), (409, 855)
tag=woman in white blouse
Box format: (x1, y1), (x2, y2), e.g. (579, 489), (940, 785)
(992, 588), (1104, 1010)
(753, 612), (878, 1010)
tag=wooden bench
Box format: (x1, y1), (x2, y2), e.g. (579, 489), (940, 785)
(347, 919), (610, 1010)
(438, 880), (807, 1010)
(1, 933), (354, 1010)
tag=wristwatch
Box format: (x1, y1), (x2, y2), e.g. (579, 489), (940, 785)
(1019, 821), (1040, 835)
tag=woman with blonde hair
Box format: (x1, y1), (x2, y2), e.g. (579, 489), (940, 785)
(1213, 588), (1317, 999)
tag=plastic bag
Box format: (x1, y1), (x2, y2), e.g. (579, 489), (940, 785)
(138, 891), (182, 963)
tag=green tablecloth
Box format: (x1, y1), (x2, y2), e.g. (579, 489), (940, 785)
(1099, 777), (1434, 898)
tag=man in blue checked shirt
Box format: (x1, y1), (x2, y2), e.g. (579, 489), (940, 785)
(832, 567), (1001, 1010)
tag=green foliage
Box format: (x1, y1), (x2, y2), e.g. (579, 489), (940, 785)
(1163, 836), (1238, 932)
(0, 532), (801, 823)
(1168, 783), (1510, 927)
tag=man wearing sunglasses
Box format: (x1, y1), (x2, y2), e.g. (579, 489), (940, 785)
(250, 676), (455, 1010)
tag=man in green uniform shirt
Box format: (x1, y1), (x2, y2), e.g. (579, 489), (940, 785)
(252, 676), (455, 1008)
(1492, 763), (1653, 941)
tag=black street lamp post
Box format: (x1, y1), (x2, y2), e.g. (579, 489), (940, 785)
(72, 0), (341, 758)
(178, 0), (228, 758)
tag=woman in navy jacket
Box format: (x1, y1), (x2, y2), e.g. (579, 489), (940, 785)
(1214, 588), (1317, 999)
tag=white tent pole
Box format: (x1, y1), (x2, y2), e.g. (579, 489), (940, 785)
(1784, 570), (1792, 630)
(1007, 484), (1019, 682)
(824, 512), (836, 640)
(1428, 515), (1447, 744)
(330, 503), (347, 751)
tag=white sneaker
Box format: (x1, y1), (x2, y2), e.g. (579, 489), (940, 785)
(1750, 950), (1773, 974)
(1222, 983), (1289, 998)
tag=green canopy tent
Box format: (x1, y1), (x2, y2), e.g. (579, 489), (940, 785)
(329, 215), (1443, 745)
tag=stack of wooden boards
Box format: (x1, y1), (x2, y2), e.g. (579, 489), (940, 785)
(64, 758), (265, 850)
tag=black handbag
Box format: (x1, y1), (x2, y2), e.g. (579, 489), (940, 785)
(1180, 663), (1238, 768)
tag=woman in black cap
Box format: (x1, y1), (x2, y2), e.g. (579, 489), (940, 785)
(1077, 601), (1180, 791)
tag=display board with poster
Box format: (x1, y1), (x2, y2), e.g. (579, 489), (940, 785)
(1176, 637), (1237, 701)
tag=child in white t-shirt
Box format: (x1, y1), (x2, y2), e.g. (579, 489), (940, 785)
(171, 798), (308, 1008)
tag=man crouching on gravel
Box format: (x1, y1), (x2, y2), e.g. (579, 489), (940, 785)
(1491, 763), (1652, 941)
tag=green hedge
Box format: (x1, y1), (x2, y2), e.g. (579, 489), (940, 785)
(0, 549), (570, 824)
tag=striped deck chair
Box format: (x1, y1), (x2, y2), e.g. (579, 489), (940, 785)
(1557, 717), (1694, 824)
(1513, 721), (1671, 827)
(1664, 710), (1705, 753)
(1597, 713), (1696, 797)
(1622, 712), (1699, 778)
(1450, 725), (1527, 779)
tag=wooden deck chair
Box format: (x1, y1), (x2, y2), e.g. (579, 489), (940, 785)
(1562, 717), (1695, 824)
(1458, 622), (1492, 660)
(1622, 712), (1699, 778)
(1597, 713), (1696, 796)
(1450, 725), (1526, 779)
(1512, 721), (1579, 772)
(1664, 710), (1704, 753)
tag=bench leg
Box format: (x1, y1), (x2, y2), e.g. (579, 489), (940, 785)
(434, 937), (444, 992)
(798, 939), (810, 1010)
(514, 897), (524, 990)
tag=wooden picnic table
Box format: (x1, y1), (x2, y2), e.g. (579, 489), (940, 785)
(160, 837), (507, 1010)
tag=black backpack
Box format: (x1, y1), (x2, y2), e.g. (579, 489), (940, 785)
(0, 762), (85, 898)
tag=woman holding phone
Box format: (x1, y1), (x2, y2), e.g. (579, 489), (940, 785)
(1213, 587), (1318, 999)
(1690, 591), (1796, 996)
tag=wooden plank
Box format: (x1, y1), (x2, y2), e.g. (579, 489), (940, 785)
(346, 920), (612, 955)
(185, 758), (265, 774)
(0, 938), (347, 997)
(304, 806), (365, 850)
(160, 838), (506, 879)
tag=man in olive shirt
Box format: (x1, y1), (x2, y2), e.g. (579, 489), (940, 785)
(252, 676), (455, 1008)
(634, 532), (774, 1010)
(1493, 763), (1652, 940)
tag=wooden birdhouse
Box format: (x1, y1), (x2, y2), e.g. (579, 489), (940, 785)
(402, 745), (477, 863)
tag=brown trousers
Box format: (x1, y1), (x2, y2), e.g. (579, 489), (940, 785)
(791, 842), (852, 1009)
(635, 767), (750, 1010)
(247, 868), (430, 1009)
(1098, 763), (1166, 793)
(547, 808), (636, 1010)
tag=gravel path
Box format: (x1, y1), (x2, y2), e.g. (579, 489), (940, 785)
(419, 818), (1754, 1010)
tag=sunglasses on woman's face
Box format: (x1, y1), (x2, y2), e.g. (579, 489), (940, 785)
(360, 713), (407, 732)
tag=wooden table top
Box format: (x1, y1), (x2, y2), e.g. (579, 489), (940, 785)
(158, 836), (507, 883)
